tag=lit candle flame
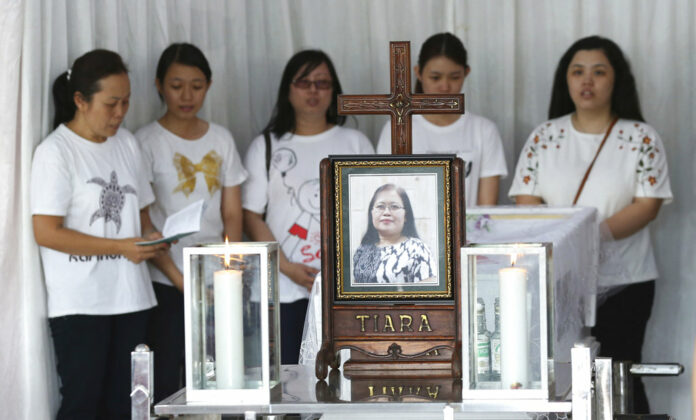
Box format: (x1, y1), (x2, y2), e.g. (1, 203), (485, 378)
(224, 236), (230, 268)
(220, 237), (244, 268)
(510, 253), (518, 266)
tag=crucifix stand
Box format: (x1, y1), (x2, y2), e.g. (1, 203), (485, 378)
(316, 41), (466, 381)
(338, 41), (464, 154)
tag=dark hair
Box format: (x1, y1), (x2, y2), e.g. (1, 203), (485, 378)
(52, 49), (129, 129)
(548, 35), (644, 121)
(415, 32), (469, 94)
(263, 49), (346, 138)
(155, 43), (212, 99)
(360, 184), (419, 245)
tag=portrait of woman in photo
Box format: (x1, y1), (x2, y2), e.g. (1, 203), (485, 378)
(352, 184), (437, 284)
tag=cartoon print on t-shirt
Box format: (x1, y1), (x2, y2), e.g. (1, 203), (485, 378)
(271, 147), (321, 263)
(173, 150), (222, 197)
(271, 148), (297, 177)
(282, 179), (321, 259)
(87, 170), (136, 232)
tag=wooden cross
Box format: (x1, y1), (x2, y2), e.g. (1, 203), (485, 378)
(338, 41), (464, 155)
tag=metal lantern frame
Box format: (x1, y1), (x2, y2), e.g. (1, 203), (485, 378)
(460, 243), (554, 400)
(183, 242), (280, 405)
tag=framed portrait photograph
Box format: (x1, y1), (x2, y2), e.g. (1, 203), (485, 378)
(332, 155), (455, 300)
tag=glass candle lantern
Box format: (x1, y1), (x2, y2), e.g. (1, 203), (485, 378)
(460, 243), (553, 400)
(183, 242), (280, 404)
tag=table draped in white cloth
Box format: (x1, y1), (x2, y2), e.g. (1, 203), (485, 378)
(299, 206), (599, 395)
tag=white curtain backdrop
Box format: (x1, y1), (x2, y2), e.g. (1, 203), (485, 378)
(1, 0), (694, 417)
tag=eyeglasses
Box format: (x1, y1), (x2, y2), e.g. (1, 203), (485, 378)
(292, 79), (333, 90)
(372, 203), (405, 213)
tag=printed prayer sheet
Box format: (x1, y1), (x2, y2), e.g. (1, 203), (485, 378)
(137, 199), (205, 245)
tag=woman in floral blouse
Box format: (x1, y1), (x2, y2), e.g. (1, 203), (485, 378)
(508, 36), (672, 413)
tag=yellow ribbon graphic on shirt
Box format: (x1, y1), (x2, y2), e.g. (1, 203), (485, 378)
(173, 151), (222, 197)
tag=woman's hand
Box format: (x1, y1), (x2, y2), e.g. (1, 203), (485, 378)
(244, 209), (319, 291)
(33, 214), (165, 262)
(118, 238), (168, 264)
(603, 197), (663, 240)
(144, 230), (185, 291)
(282, 261), (319, 291)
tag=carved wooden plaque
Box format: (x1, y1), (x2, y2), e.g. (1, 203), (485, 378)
(316, 158), (465, 380)
(316, 369), (462, 402)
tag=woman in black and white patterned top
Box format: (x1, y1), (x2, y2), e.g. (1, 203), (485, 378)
(353, 184), (436, 284)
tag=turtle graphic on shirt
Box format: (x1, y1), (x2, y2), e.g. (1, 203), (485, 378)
(87, 170), (136, 232)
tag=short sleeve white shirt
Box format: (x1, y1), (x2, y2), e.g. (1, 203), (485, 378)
(376, 113), (508, 206)
(242, 126), (374, 303)
(30, 125), (156, 317)
(136, 121), (248, 286)
(509, 115), (673, 286)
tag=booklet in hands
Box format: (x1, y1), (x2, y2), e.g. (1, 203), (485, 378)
(137, 199), (205, 246)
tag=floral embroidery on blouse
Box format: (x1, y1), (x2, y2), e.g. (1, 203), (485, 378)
(517, 119), (665, 192)
(615, 122), (664, 190)
(517, 123), (564, 189)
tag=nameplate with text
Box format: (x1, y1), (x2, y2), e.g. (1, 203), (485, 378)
(332, 307), (455, 338)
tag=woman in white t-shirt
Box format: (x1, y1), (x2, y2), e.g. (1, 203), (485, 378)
(31, 50), (167, 419)
(136, 43), (247, 402)
(242, 50), (374, 364)
(376, 33), (507, 206)
(509, 36), (673, 413)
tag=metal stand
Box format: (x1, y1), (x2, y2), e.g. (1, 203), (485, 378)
(131, 344), (154, 420)
(571, 344), (594, 420)
(613, 361), (633, 414)
(136, 344), (682, 419)
(571, 343), (682, 419)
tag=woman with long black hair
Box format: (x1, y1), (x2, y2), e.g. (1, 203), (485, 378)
(242, 49), (373, 364)
(509, 36), (673, 412)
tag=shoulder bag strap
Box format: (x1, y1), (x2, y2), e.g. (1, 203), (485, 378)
(262, 130), (272, 221)
(572, 117), (619, 205)
(264, 130), (272, 176)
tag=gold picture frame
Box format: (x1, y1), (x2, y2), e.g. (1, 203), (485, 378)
(331, 156), (455, 301)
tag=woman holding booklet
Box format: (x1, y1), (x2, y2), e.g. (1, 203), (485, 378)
(31, 49), (168, 419)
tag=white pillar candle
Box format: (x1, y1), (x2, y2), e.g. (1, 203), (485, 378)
(498, 265), (528, 389)
(214, 268), (245, 389)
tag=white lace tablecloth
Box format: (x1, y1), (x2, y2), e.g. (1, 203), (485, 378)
(299, 206), (599, 382)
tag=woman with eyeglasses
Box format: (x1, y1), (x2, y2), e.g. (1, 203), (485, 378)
(376, 33), (507, 206)
(242, 49), (374, 364)
(353, 184), (436, 284)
